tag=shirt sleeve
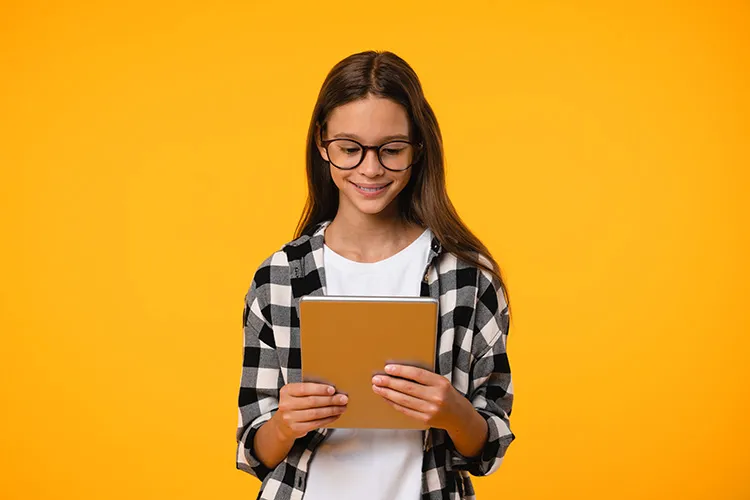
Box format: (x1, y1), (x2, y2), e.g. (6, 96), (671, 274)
(235, 277), (282, 481)
(448, 272), (515, 476)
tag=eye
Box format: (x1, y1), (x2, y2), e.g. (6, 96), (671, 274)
(331, 140), (361, 156)
(381, 142), (409, 156)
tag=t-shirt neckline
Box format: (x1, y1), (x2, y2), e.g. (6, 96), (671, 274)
(323, 227), (432, 268)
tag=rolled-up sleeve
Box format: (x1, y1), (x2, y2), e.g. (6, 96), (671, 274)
(449, 274), (515, 476)
(235, 283), (282, 481)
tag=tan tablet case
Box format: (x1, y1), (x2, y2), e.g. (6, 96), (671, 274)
(299, 296), (438, 430)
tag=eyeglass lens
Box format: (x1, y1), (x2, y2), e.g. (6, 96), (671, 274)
(326, 139), (414, 171)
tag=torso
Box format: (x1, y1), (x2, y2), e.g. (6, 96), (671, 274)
(302, 226), (433, 500)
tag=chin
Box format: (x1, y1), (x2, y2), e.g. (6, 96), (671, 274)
(338, 192), (399, 217)
(351, 200), (395, 216)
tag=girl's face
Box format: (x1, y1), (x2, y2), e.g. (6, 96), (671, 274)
(317, 95), (413, 219)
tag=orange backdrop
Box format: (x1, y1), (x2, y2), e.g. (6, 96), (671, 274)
(1, 1), (748, 499)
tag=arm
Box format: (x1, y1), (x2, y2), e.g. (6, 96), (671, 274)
(373, 364), (490, 458)
(235, 285), (283, 480)
(236, 271), (348, 478)
(254, 384), (347, 469)
(447, 276), (514, 476)
(251, 413), (312, 471)
(442, 395), (489, 458)
(371, 274), (515, 476)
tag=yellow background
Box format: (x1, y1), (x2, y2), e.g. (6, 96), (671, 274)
(1, 1), (748, 499)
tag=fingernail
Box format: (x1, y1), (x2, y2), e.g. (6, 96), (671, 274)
(385, 365), (395, 373)
(372, 376), (382, 384)
(339, 395), (348, 404)
(327, 386), (335, 395)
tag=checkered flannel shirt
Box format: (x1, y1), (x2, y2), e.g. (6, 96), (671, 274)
(236, 221), (515, 500)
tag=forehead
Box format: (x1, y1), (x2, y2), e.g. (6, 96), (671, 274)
(326, 96), (410, 139)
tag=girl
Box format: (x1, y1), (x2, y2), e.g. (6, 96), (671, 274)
(236, 50), (515, 500)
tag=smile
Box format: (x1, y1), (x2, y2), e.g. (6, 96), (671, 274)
(351, 182), (392, 195)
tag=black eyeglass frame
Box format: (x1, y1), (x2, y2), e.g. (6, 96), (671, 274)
(319, 128), (423, 172)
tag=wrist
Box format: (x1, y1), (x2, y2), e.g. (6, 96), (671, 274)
(445, 396), (474, 435)
(446, 398), (486, 444)
(269, 412), (296, 445)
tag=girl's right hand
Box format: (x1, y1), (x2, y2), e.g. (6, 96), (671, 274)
(272, 383), (348, 440)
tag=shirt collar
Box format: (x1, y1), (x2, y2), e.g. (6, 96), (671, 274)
(310, 220), (441, 252)
(300, 219), (442, 278)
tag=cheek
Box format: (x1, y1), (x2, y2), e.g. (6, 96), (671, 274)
(393, 170), (412, 191)
(329, 165), (347, 189)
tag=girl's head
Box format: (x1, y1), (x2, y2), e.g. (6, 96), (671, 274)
(300, 50), (438, 229)
(314, 94), (417, 221)
(297, 50), (510, 311)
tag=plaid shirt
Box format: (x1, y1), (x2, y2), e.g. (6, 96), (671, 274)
(236, 221), (515, 500)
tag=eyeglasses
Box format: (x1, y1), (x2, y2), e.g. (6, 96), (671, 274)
(320, 129), (422, 172)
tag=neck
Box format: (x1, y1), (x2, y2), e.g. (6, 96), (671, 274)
(325, 201), (424, 262)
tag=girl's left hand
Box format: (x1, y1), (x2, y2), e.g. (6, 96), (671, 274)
(371, 364), (471, 432)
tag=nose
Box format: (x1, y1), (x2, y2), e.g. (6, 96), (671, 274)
(358, 148), (384, 177)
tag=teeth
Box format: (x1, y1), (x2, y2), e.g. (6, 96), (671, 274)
(358, 185), (385, 192)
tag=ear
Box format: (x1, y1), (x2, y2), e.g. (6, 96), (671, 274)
(314, 123), (329, 162)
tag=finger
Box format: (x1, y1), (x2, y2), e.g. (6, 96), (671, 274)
(384, 364), (438, 385)
(382, 397), (429, 424)
(372, 375), (430, 400)
(301, 414), (342, 433)
(372, 384), (434, 414)
(286, 383), (336, 397)
(286, 394), (349, 411)
(292, 405), (347, 423)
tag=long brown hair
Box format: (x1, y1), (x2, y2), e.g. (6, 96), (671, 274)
(295, 50), (511, 316)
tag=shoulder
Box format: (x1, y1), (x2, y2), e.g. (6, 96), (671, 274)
(435, 249), (508, 316)
(249, 249), (290, 291)
(246, 223), (326, 299)
(249, 239), (302, 288)
(434, 249), (497, 289)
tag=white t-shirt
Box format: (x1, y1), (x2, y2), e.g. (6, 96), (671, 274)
(303, 227), (433, 500)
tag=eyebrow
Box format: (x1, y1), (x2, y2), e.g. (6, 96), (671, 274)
(331, 132), (411, 142)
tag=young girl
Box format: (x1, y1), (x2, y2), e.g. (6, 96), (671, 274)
(236, 50), (515, 500)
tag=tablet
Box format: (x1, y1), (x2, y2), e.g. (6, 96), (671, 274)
(299, 296), (438, 429)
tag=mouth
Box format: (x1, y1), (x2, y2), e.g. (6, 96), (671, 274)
(350, 181), (392, 196)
